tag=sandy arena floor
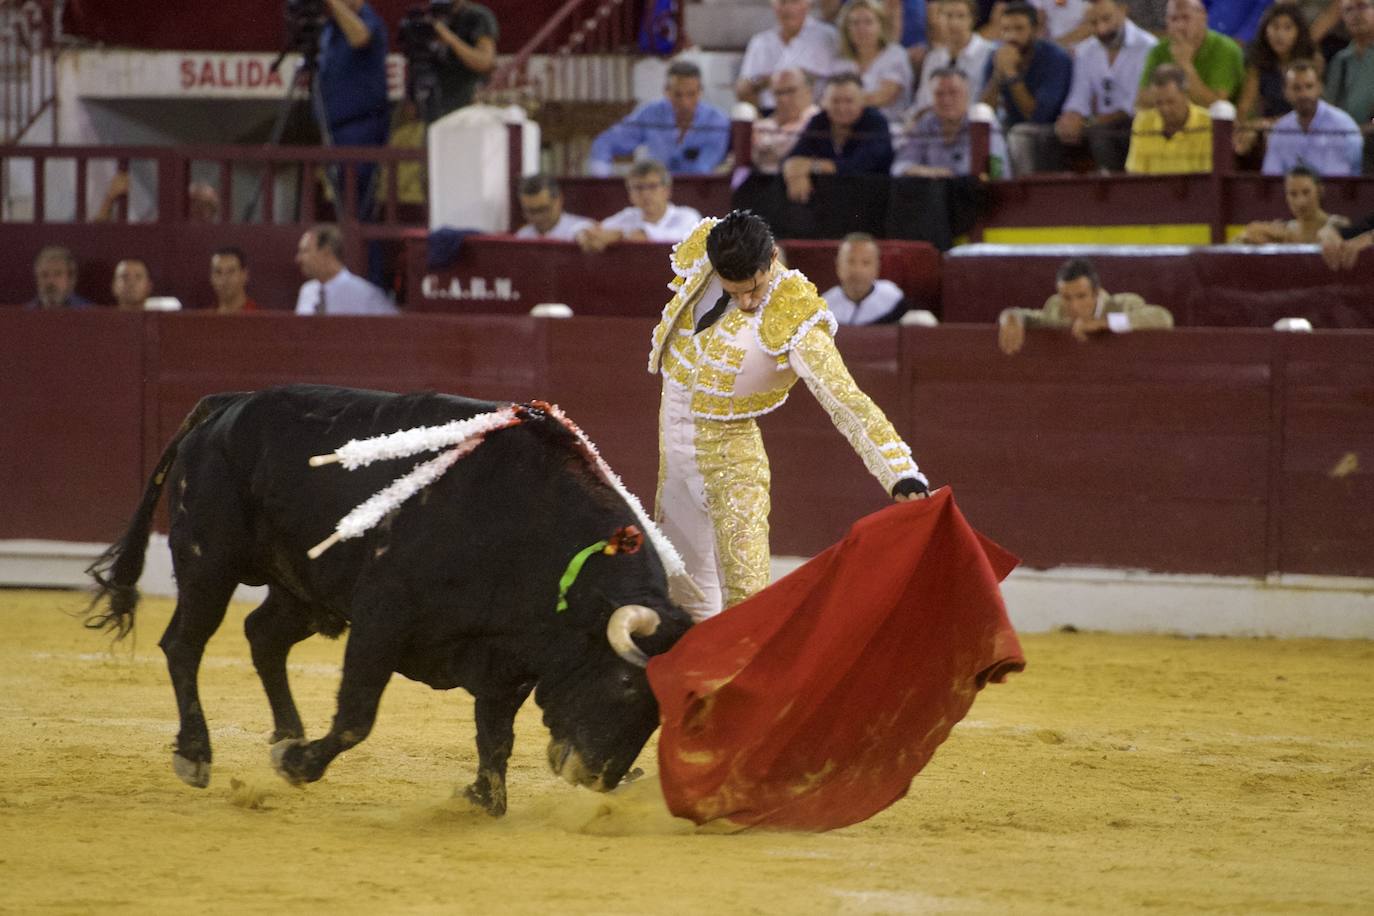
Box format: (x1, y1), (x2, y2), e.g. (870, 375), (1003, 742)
(1, 588), (1370, 914)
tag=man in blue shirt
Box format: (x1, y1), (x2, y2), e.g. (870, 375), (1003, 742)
(980, 1), (1073, 174)
(587, 60), (731, 176)
(1262, 60), (1364, 177)
(27, 246), (92, 310)
(316, 0), (389, 213)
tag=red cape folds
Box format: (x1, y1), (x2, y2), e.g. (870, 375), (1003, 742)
(646, 488), (1025, 832)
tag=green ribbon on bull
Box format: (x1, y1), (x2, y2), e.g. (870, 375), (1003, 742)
(556, 540), (609, 613)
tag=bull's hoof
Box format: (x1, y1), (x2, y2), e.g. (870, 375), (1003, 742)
(172, 753), (211, 788)
(267, 727), (305, 744)
(462, 782), (507, 818)
(270, 738), (310, 786)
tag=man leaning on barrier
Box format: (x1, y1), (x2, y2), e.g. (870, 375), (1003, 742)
(997, 257), (1174, 355)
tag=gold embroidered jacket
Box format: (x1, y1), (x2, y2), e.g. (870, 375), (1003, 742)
(648, 219), (924, 492)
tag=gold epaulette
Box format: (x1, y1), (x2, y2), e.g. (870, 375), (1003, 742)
(756, 271), (838, 355)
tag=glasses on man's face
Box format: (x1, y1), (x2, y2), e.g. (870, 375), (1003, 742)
(774, 86), (802, 96)
(1343, 0), (1372, 13)
(629, 181), (665, 193)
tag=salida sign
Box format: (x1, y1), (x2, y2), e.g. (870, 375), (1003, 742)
(179, 57), (285, 91)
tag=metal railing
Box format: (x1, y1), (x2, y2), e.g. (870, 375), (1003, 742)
(484, 0), (646, 102)
(1, 0), (57, 144)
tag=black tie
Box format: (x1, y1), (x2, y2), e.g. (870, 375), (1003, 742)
(315, 283), (327, 315)
(694, 292), (731, 334)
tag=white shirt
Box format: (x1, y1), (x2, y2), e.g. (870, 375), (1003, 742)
(822, 279), (906, 325)
(1030, 0), (1091, 40)
(601, 204), (703, 243)
(740, 17), (840, 109)
(832, 43), (914, 124)
(515, 211), (596, 241)
(911, 34), (995, 114)
(294, 268), (397, 316)
(1062, 20), (1158, 119)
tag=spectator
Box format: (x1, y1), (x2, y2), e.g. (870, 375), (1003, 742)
(980, 1), (1073, 175)
(737, 0), (841, 110)
(784, 73), (895, 202)
(1053, 0), (1158, 173)
(1318, 206), (1374, 268)
(317, 0), (390, 214)
(111, 259), (152, 312)
(912, 0), (995, 114)
(423, 0), (498, 123)
(1238, 166), (1350, 242)
(93, 172), (220, 223)
(832, 0), (916, 124)
(750, 69), (822, 173)
(822, 0), (933, 68)
(821, 233), (909, 323)
(27, 246), (91, 310)
(1029, 0), (1093, 46)
(893, 67), (1010, 175)
(588, 60), (731, 177)
(577, 160), (703, 253)
(1234, 3), (1318, 157)
(210, 247), (261, 313)
(1262, 60), (1364, 176)
(1137, 0), (1244, 108)
(997, 256), (1173, 355)
(515, 175), (595, 241)
(293, 224), (397, 315)
(1126, 64), (1214, 173)
(1324, 0), (1374, 173)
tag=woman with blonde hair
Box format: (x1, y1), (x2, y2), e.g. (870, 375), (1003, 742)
(832, 0), (915, 124)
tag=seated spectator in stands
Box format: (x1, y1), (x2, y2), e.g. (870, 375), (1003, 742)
(892, 67), (1009, 175)
(1319, 208), (1374, 268)
(111, 259), (152, 311)
(1324, 0), (1374, 172)
(821, 233), (909, 324)
(979, 2), (1072, 175)
(1029, 0), (1093, 46)
(28, 246), (91, 310)
(1053, 0), (1158, 172)
(1238, 166), (1350, 242)
(1125, 64), (1214, 173)
(294, 224), (397, 315)
(831, 0), (915, 124)
(823, 0), (933, 69)
(737, 0), (840, 109)
(577, 160), (703, 253)
(1137, 0), (1245, 108)
(515, 175), (595, 241)
(783, 73), (895, 202)
(997, 256), (1174, 354)
(1233, 3), (1315, 157)
(317, 0), (390, 214)
(913, 0), (995, 115)
(750, 69), (822, 173)
(210, 247), (260, 313)
(1262, 60), (1364, 176)
(588, 60), (731, 177)
(422, 0), (499, 124)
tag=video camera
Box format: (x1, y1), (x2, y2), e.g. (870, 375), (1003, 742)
(275, 0), (328, 73)
(398, 0), (456, 111)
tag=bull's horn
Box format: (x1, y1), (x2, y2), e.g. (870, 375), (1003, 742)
(606, 605), (661, 668)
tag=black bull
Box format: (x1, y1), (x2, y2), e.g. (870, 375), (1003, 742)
(86, 384), (693, 815)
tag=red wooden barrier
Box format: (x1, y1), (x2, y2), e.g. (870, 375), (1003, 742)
(3, 312), (1370, 578)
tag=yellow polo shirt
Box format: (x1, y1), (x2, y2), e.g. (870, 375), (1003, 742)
(1125, 104), (1213, 175)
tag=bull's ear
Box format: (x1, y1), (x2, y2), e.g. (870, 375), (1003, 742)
(606, 605), (660, 667)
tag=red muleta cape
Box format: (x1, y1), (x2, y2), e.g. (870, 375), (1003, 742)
(646, 488), (1025, 831)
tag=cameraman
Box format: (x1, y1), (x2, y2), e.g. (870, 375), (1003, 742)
(425, 0), (499, 123)
(317, 0), (389, 213)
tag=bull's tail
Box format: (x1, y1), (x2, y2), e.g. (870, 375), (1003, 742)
(85, 393), (244, 639)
